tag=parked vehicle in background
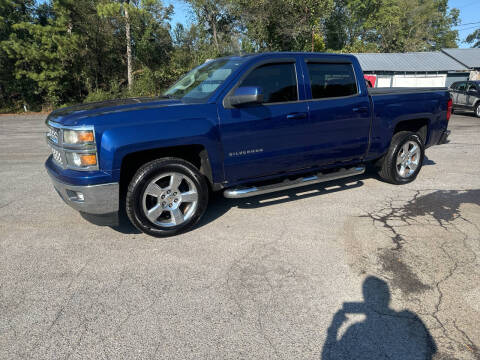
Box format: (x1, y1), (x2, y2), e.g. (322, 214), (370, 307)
(45, 52), (452, 237)
(449, 81), (480, 117)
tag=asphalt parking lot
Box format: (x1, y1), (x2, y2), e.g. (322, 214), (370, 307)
(1, 113), (479, 359)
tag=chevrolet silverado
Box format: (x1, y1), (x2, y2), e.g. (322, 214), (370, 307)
(45, 52), (451, 236)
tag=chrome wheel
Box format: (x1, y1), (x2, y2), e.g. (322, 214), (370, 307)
(142, 172), (198, 227)
(476, 105), (480, 117)
(396, 141), (420, 178)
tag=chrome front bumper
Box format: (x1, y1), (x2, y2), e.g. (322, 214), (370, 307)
(48, 174), (119, 215)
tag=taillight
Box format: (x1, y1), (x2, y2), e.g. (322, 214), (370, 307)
(446, 98), (452, 121)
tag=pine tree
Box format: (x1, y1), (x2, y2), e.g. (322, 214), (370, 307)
(97, 0), (173, 92)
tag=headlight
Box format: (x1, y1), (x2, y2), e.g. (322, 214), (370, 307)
(65, 152), (97, 168)
(63, 129), (95, 145)
(63, 127), (97, 170)
(46, 121), (98, 171)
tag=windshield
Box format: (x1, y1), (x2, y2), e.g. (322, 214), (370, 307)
(164, 58), (246, 101)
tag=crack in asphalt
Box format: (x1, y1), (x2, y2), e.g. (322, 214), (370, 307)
(6, 259), (177, 360)
(360, 190), (427, 250)
(225, 222), (319, 359)
(0, 201), (13, 210)
(358, 189), (480, 359)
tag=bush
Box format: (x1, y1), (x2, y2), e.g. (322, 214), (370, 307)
(83, 80), (123, 103)
(83, 89), (117, 103)
(130, 68), (158, 97)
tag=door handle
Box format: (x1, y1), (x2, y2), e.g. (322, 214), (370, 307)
(352, 106), (369, 113)
(286, 112), (307, 120)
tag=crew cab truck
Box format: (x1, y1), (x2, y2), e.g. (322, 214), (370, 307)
(45, 52), (452, 237)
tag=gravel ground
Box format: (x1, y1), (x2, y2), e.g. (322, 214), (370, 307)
(1, 113), (479, 359)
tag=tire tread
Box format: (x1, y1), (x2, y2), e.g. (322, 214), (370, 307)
(125, 157), (209, 237)
(378, 131), (424, 184)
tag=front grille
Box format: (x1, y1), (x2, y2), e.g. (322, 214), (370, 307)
(46, 124), (63, 167)
(47, 126), (60, 144)
(50, 145), (63, 166)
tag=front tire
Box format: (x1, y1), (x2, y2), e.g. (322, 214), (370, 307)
(475, 103), (480, 118)
(378, 131), (425, 184)
(126, 158), (209, 237)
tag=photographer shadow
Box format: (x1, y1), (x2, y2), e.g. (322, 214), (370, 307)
(322, 276), (437, 360)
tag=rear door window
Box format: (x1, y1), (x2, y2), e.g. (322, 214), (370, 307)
(239, 63), (298, 104)
(307, 63), (358, 99)
(457, 82), (467, 91)
(467, 83), (478, 92)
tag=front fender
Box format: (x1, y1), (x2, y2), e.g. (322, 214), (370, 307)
(93, 105), (224, 183)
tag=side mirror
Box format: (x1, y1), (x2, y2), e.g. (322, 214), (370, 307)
(229, 86), (263, 106)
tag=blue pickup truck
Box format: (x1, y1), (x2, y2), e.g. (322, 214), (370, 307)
(45, 52), (452, 237)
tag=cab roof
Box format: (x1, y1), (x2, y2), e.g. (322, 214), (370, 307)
(218, 52), (357, 62)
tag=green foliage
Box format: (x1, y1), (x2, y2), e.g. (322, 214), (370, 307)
(228, 0), (334, 51)
(185, 0), (234, 54)
(83, 80), (123, 103)
(83, 88), (117, 103)
(325, 0), (459, 53)
(466, 29), (480, 48)
(0, 0), (464, 112)
(3, 21), (81, 106)
(0, 0), (37, 110)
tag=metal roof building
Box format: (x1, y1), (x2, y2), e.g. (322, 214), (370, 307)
(353, 51), (469, 72)
(442, 48), (480, 69)
(352, 51), (472, 88)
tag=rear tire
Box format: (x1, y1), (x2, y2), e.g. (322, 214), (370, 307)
(475, 102), (480, 118)
(126, 158), (209, 237)
(378, 131), (424, 184)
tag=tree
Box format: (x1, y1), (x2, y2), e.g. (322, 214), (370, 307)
(97, 0), (173, 91)
(230, 0), (333, 51)
(0, 0), (463, 111)
(172, 23), (213, 66)
(325, 0), (382, 51)
(134, 0), (173, 69)
(373, 0), (459, 52)
(1, 0), (82, 107)
(324, 0), (459, 53)
(466, 29), (480, 48)
(97, 0), (134, 90)
(185, 0), (239, 55)
(72, 0), (125, 95)
(0, 0), (35, 109)
(301, 0), (333, 52)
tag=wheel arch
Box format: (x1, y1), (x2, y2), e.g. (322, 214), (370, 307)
(119, 144), (214, 195)
(474, 98), (480, 111)
(393, 118), (429, 145)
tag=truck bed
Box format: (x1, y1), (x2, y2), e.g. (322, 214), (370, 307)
(366, 87), (450, 160)
(369, 87), (448, 95)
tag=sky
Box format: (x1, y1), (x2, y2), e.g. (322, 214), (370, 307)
(164, 0), (480, 49)
(449, 0), (480, 47)
(163, 0), (194, 27)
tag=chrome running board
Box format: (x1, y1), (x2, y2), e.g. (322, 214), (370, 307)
(223, 166), (365, 199)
